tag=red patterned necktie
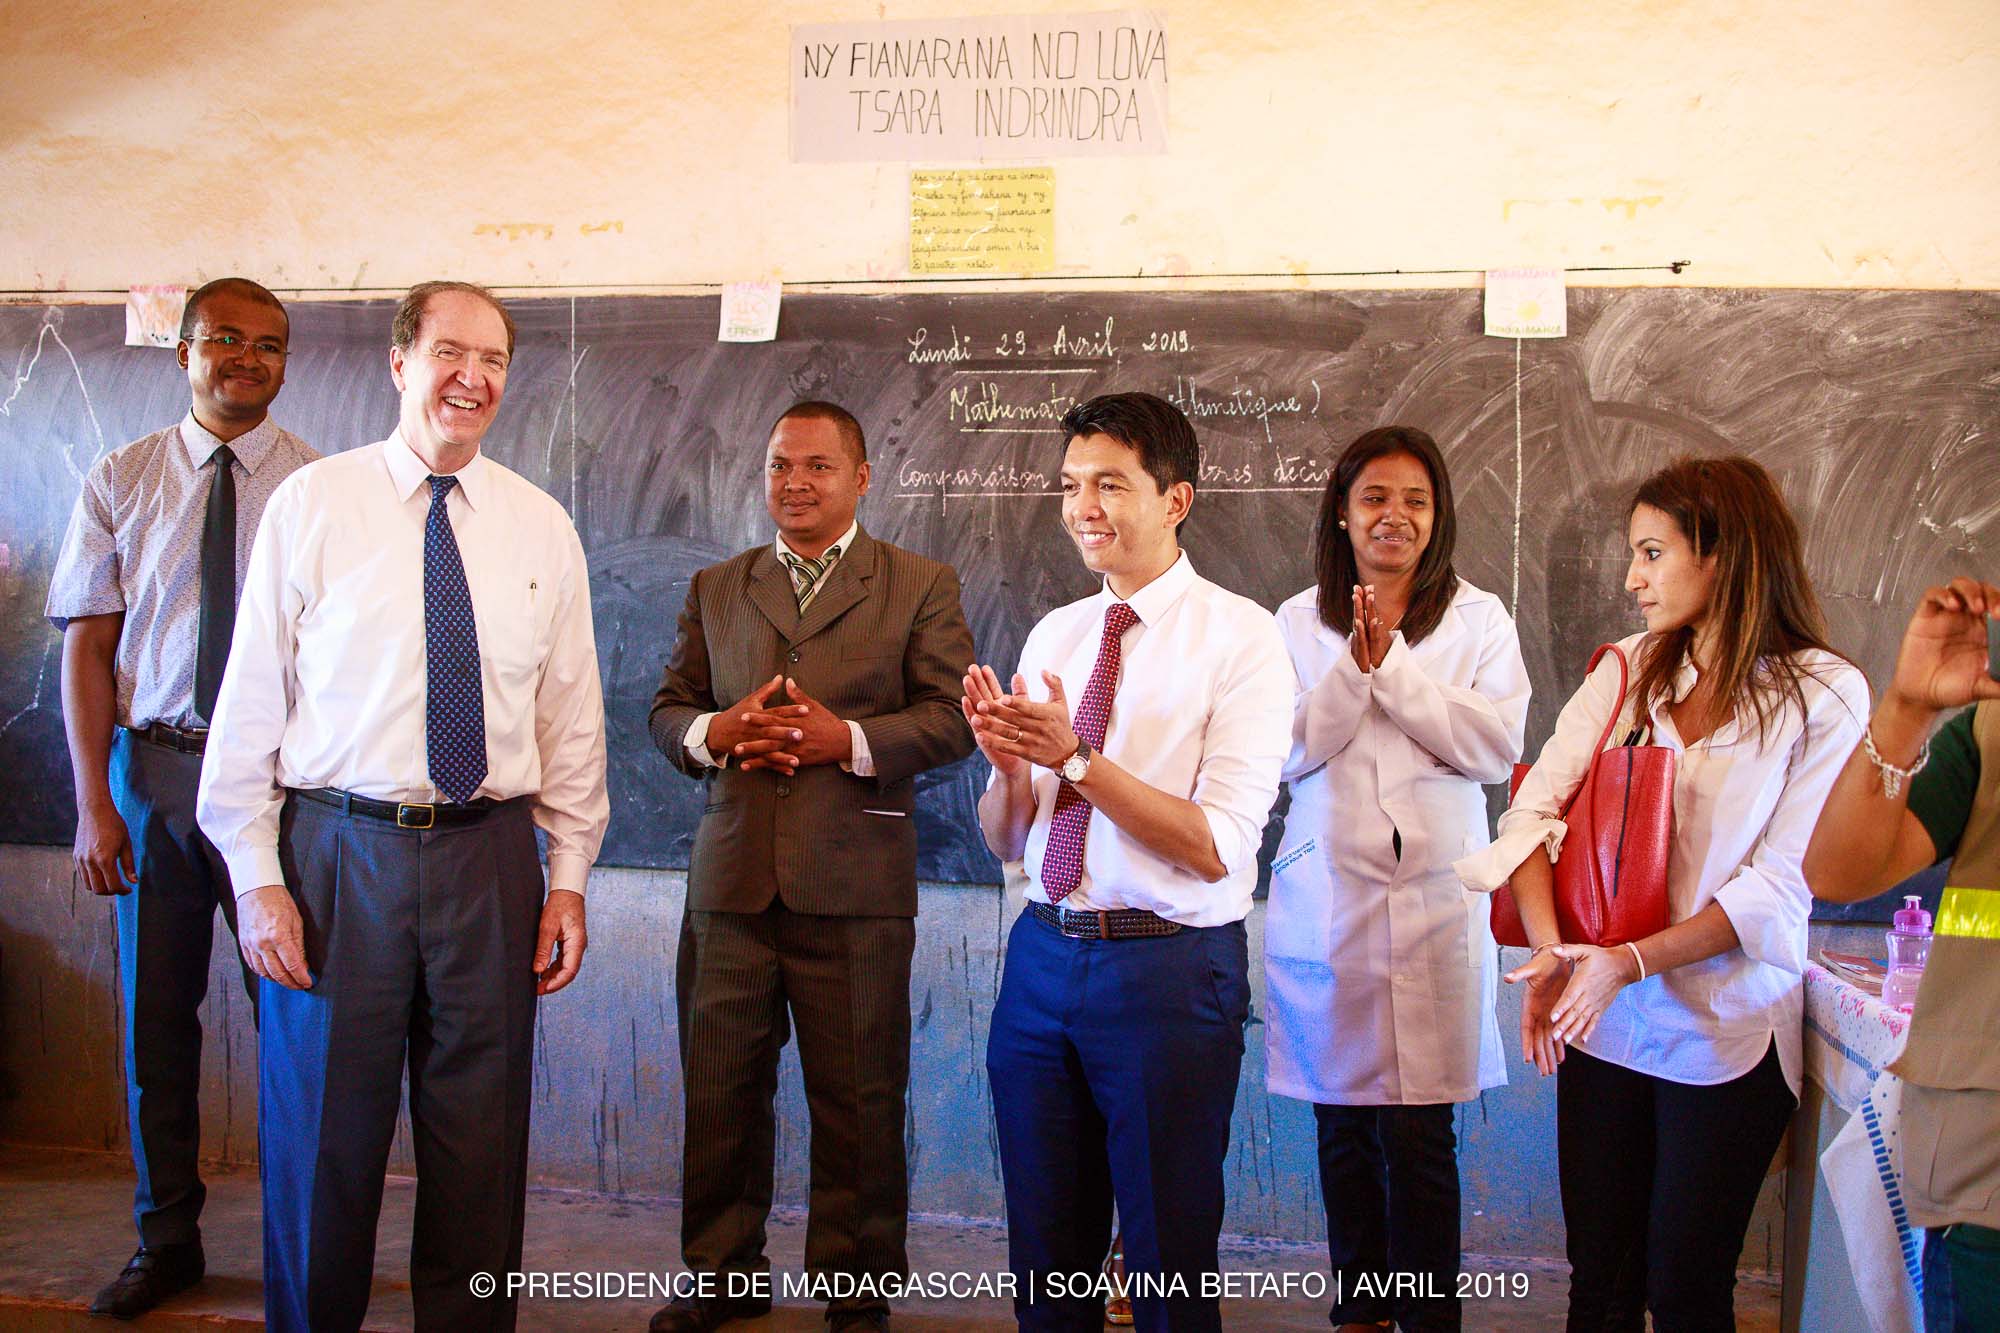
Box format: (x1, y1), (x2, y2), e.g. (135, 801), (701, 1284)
(1040, 602), (1138, 903)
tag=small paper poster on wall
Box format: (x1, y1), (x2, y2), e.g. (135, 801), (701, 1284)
(718, 282), (783, 342)
(910, 167), (1054, 276)
(125, 284), (188, 348)
(1484, 268), (1567, 338)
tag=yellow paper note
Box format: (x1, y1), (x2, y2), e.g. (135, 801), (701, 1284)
(910, 167), (1054, 276)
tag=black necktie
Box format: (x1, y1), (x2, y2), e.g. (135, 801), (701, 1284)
(194, 444), (236, 724)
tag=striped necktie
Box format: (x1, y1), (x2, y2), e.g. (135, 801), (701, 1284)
(780, 543), (841, 611)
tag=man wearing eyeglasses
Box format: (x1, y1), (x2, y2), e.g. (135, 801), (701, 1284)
(199, 280), (608, 1332)
(45, 277), (318, 1318)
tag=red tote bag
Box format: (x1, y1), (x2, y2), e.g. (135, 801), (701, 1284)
(1489, 644), (1675, 949)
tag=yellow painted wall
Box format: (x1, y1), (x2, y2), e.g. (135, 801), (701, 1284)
(3, 0), (1996, 295)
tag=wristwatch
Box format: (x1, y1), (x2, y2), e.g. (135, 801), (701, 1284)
(1059, 739), (1093, 784)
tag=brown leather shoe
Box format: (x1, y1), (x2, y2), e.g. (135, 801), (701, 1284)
(647, 1291), (774, 1333)
(88, 1243), (205, 1319)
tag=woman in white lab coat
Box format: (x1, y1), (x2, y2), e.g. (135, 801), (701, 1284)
(1265, 426), (1529, 1333)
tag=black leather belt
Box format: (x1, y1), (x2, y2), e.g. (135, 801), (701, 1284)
(1031, 901), (1182, 940)
(297, 787), (502, 830)
(126, 722), (208, 754)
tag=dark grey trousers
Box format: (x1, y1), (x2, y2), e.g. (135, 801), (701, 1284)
(677, 903), (915, 1312)
(259, 791), (543, 1333)
(108, 726), (257, 1249)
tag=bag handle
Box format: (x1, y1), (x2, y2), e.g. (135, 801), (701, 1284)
(1558, 643), (1632, 820)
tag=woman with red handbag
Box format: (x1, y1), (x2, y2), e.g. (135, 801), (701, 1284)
(1456, 456), (1867, 1329)
(1265, 427), (1530, 1333)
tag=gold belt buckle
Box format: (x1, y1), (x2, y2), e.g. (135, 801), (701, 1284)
(396, 803), (436, 829)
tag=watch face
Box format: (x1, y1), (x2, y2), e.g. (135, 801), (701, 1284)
(1062, 743), (1089, 781)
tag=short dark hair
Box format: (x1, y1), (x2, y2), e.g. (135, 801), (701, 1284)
(178, 278), (289, 342)
(391, 281), (517, 358)
(1312, 426), (1460, 645)
(1058, 392), (1199, 494)
(771, 400), (867, 462)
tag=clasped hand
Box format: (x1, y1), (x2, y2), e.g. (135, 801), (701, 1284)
(960, 665), (1079, 776)
(1503, 943), (1641, 1076)
(1350, 585), (1393, 672)
(705, 674), (851, 776)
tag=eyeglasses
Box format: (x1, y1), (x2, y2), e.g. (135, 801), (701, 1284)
(192, 333), (288, 361)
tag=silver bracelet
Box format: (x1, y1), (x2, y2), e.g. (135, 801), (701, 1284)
(1862, 724), (1929, 801)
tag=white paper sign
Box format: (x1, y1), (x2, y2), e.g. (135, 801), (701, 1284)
(792, 10), (1168, 162)
(125, 284), (188, 348)
(1484, 268), (1567, 338)
(718, 282), (782, 343)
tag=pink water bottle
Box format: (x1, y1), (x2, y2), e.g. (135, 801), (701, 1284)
(1882, 894), (1932, 1013)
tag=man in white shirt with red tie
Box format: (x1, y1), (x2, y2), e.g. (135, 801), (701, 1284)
(963, 392), (1292, 1333)
(198, 281), (608, 1333)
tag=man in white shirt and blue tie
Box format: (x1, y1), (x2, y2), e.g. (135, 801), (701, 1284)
(964, 392), (1292, 1333)
(198, 281), (609, 1333)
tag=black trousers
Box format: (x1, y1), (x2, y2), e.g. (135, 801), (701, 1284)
(1316, 1102), (1461, 1332)
(1556, 1042), (1794, 1332)
(108, 727), (257, 1248)
(259, 793), (544, 1333)
(676, 902), (915, 1313)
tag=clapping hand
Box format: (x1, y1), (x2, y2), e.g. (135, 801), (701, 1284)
(1351, 584), (1392, 672)
(962, 665), (1028, 778)
(965, 670), (1081, 772)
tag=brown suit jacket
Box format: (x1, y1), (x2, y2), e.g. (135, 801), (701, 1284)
(648, 526), (975, 916)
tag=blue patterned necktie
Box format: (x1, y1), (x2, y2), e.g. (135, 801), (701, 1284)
(424, 475), (488, 804)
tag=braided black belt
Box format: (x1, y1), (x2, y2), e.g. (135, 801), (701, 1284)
(1030, 900), (1183, 940)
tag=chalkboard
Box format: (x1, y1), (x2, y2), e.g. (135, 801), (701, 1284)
(3, 289), (1996, 908)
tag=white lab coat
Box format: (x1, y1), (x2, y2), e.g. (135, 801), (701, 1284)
(1264, 580), (1529, 1105)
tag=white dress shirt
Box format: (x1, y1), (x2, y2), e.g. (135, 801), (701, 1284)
(994, 551), (1293, 928)
(681, 520), (874, 775)
(1266, 580), (1527, 1105)
(1455, 632), (1868, 1093)
(197, 431), (610, 898)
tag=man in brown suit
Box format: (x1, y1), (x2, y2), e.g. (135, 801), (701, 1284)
(647, 401), (975, 1333)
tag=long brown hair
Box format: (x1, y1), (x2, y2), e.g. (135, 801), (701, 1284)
(1313, 426), (1460, 645)
(1628, 455), (1843, 740)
